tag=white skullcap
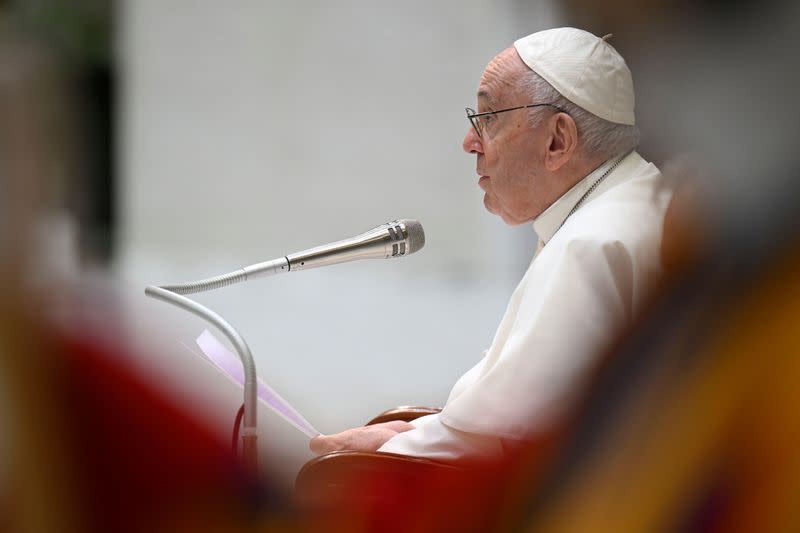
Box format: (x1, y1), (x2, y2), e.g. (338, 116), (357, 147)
(513, 27), (635, 125)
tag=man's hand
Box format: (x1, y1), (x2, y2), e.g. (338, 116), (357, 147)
(309, 420), (414, 455)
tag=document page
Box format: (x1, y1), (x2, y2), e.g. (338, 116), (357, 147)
(194, 329), (320, 438)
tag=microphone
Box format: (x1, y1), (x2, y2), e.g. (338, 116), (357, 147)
(286, 218), (425, 271)
(154, 219), (425, 295)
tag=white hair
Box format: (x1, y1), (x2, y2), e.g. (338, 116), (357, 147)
(518, 69), (640, 159)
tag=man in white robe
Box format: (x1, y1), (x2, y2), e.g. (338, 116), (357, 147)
(310, 27), (672, 461)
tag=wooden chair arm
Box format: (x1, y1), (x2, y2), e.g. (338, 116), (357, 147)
(296, 450), (460, 503)
(365, 406), (442, 426)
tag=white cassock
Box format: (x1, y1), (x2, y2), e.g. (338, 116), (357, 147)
(378, 151), (673, 461)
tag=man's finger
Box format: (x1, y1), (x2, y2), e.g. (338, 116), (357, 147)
(309, 434), (331, 455)
(378, 420), (415, 433)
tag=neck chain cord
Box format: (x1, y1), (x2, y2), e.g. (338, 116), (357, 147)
(557, 150), (633, 232)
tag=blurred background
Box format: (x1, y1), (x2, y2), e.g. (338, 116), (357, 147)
(2, 0), (799, 529)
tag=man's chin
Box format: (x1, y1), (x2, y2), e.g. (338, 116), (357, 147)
(484, 201), (523, 226)
(483, 195), (504, 217)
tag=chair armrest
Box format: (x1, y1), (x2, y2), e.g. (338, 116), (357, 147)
(296, 450), (460, 504)
(296, 451), (513, 531)
(365, 406), (442, 426)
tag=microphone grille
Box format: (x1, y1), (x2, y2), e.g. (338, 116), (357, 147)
(400, 219), (425, 254)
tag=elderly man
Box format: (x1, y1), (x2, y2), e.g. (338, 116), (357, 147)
(310, 27), (672, 460)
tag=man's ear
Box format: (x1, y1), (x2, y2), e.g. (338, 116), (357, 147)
(544, 113), (578, 171)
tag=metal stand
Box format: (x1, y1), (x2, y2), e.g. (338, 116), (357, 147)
(144, 257), (289, 472)
(145, 285), (262, 471)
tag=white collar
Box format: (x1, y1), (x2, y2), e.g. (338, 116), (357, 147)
(532, 151), (638, 245)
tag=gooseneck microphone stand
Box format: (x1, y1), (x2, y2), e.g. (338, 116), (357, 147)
(144, 219), (425, 474)
(145, 257), (289, 472)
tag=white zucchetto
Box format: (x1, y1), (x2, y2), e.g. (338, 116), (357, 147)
(514, 27), (636, 125)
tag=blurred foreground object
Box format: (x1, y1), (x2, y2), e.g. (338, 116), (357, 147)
(0, 22), (285, 532)
(0, 303), (279, 532)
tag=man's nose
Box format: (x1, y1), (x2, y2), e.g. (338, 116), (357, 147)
(462, 127), (483, 154)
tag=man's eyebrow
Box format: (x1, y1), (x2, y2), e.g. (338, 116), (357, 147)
(477, 90), (495, 104)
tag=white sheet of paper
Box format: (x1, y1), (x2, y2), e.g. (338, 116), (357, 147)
(194, 329), (320, 438)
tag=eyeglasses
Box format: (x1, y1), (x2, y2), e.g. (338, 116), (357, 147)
(465, 103), (567, 139)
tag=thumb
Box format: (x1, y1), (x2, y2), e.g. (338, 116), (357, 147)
(309, 434), (329, 455)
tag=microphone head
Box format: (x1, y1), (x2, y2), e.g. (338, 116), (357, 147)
(399, 219), (425, 254)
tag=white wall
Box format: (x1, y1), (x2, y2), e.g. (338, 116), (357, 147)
(117, 0), (559, 482)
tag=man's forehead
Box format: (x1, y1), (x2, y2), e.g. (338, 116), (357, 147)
(477, 48), (524, 104)
(477, 75), (517, 107)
